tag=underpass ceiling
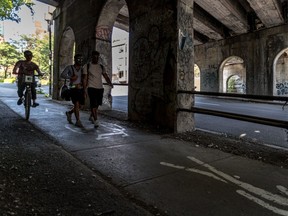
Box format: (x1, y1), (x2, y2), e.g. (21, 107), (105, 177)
(37, 0), (287, 45)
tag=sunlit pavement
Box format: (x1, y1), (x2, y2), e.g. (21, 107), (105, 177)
(1, 84), (288, 216)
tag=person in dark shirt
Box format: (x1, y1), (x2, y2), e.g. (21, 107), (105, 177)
(12, 50), (43, 107)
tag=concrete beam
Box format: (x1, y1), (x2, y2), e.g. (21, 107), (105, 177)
(193, 18), (223, 40)
(115, 14), (129, 29)
(194, 3), (229, 40)
(194, 30), (210, 44)
(246, 0), (284, 27)
(194, 0), (249, 34)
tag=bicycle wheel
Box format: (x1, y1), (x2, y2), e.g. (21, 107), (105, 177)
(24, 89), (31, 120)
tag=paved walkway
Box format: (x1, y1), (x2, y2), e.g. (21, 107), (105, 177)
(1, 86), (288, 215)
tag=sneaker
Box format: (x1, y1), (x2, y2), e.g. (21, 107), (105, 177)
(75, 120), (84, 128)
(17, 98), (23, 105)
(65, 111), (73, 124)
(31, 102), (39, 107)
(94, 120), (99, 128)
(89, 116), (95, 124)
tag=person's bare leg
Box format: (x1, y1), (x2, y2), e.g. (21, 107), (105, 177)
(65, 106), (74, 124)
(74, 102), (84, 127)
(74, 102), (80, 121)
(92, 106), (100, 127)
(92, 107), (98, 121)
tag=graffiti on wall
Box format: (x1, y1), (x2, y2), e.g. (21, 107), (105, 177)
(131, 22), (173, 118)
(176, 3), (194, 105)
(276, 82), (288, 95)
(202, 72), (217, 90)
(76, 38), (92, 60)
(96, 25), (112, 41)
(132, 25), (170, 96)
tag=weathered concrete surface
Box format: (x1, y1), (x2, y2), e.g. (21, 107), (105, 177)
(0, 100), (154, 215)
(195, 24), (288, 95)
(51, 0), (288, 131)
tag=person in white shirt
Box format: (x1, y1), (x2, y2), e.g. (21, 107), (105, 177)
(83, 51), (113, 128)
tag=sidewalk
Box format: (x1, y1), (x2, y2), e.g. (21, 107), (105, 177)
(1, 92), (288, 215)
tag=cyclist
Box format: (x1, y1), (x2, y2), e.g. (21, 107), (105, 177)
(13, 50), (43, 107)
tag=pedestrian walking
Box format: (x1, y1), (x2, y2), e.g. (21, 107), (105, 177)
(61, 54), (87, 128)
(83, 50), (113, 128)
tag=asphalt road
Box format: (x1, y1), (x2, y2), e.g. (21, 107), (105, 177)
(110, 86), (288, 149)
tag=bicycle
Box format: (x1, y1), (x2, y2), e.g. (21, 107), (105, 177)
(22, 74), (40, 120)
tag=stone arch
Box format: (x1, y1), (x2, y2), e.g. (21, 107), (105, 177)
(95, 0), (129, 109)
(59, 26), (75, 76)
(219, 56), (246, 93)
(56, 26), (75, 99)
(273, 47), (288, 96)
(226, 74), (245, 93)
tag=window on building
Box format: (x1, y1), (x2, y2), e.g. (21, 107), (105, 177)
(119, 71), (124, 78)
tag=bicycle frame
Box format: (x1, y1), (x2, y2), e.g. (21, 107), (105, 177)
(23, 75), (33, 120)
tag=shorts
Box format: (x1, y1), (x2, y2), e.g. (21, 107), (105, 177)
(88, 87), (104, 108)
(70, 88), (85, 105)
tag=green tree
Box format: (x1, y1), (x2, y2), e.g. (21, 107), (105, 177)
(0, 0), (34, 23)
(10, 34), (51, 78)
(31, 34), (50, 77)
(0, 42), (20, 78)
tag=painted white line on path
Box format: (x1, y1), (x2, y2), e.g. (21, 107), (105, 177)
(187, 156), (288, 207)
(96, 123), (129, 140)
(160, 162), (185, 170)
(160, 156), (288, 215)
(186, 168), (228, 183)
(107, 144), (126, 149)
(237, 190), (288, 216)
(277, 186), (288, 197)
(160, 162), (227, 183)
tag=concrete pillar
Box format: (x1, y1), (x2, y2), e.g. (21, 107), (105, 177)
(176, 0), (195, 133)
(95, 0), (127, 110)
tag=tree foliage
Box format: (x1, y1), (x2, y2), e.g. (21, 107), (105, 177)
(0, 42), (20, 78)
(0, 0), (34, 23)
(10, 34), (51, 77)
(0, 33), (51, 80)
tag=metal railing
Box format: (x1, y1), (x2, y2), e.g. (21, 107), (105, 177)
(177, 90), (288, 129)
(105, 84), (288, 129)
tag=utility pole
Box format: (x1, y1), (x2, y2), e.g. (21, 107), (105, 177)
(44, 7), (53, 97)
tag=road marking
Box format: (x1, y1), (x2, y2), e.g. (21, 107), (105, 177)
(187, 156), (288, 207)
(160, 156), (288, 215)
(64, 124), (86, 134)
(277, 186), (288, 196)
(107, 144), (126, 149)
(96, 123), (129, 140)
(237, 190), (288, 216)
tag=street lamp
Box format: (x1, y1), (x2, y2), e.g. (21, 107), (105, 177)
(44, 7), (53, 97)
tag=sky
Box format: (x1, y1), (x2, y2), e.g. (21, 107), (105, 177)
(3, 0), (52, 42)
(2, 0), (128, 42)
